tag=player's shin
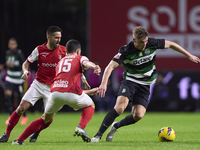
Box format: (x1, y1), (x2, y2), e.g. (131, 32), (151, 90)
(5, 111), (21, 137)
(16, 117), (45, 143)
(78, 106), (94, 129)
(114, 114), (137, 129)
(96, 109), (119, 137)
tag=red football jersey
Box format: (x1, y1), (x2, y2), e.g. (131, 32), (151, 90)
(50, 54), (89, 95)
(27, 42), (66, 85)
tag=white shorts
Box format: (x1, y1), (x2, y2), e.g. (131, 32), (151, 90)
(22, 79), (50, 107)
(45, 91), (93, 114)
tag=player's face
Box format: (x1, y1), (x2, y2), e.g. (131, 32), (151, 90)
(49, 32), (61, 49)
(133, 36), (148, 50)
(8, 40), (18, 50)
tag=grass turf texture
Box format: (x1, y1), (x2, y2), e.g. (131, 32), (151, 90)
(0, 112), (200, 150)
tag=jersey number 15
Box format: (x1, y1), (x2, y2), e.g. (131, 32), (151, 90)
(58, 59), (73, 73)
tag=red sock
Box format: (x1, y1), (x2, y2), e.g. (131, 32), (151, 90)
(37, 119), (53, 132)
(5, 111), (21, 137)
(78, 107), (94, 129)
(17, 117), (45, 143)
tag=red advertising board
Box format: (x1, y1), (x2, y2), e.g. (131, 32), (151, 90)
(89, 0), (200, 70)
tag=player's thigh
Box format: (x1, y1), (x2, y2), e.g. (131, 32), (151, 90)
(45, 92), (65, 114)
(22, 80), (50, 106)
(114, 95), (129, 114)
(67, 92), (93, 110)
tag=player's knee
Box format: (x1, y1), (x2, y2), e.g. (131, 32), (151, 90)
(91, 101), (95, 109)
(115, 107), (125, 115)
(16, 101), (31, 115)
(134, 112), (144, 121)
(16, 106), (24, 115)
(42, 113), (53, 124)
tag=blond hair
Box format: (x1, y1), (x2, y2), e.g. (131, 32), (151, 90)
(133, 26), (149, 39)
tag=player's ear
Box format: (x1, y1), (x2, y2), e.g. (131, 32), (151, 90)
(76, 49), (81, 55)
(47, 35), (51, 41)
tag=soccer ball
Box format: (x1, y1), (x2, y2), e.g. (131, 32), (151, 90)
(158, 127), (175, 142)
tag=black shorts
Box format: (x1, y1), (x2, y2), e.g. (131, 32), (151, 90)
(117, 80), (150, 108)
(5, 81), (24, 95)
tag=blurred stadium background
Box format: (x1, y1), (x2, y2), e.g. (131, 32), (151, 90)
(0, 0), (200, 113)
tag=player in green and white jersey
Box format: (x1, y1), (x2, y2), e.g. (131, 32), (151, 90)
(91, 26), (200, 142)
(4, 38), (28, 125)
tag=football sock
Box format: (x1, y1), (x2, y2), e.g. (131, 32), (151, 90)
(96, 109), (119, 137)
(79, 106), (94, 129)
(17, 117), (45, 143)
(5, 111), (21, 137)
(114, 114), (137, 129)
(37, 119), (53, 132)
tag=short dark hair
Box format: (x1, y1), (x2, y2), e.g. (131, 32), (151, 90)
(46, 26), (62, 37)
(66, 39), (81, 53)
(9, 37), (17, 43)
(133, 26), (149, 39)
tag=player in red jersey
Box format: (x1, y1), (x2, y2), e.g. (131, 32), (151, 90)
(0, 26), (90, 143)
(11, 39), (101, 145)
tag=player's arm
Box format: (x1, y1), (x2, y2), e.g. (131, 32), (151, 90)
(165, 40), (200, 63)
(83, 87), (99, 96)
(82, 60), (101, 76)
(81, 74), (91, 90)
(99, 60), (119, 98)
(21, 60), (31, 80)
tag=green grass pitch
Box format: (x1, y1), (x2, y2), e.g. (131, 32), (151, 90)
(0, 112), (200, 150)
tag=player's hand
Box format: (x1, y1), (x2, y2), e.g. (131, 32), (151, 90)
(82, 79), (91, 90)
(98, 83), (107, 97)
(188, 55), (200, 63)
(21, 70), (31, 80)
(6, 62), (14, 68)
(84, 87), (99, 96)
(94, 65), (101, 76)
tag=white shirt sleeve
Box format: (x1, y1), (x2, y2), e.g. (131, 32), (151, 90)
(80, 56), (89, 70)
(27, 47), (39, 63)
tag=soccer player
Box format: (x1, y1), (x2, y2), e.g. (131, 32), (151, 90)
(91, 26), (200, 142)
(4, 38), (28, 125)
(0, 26), (75, 143)
(11, 39), (101, 145)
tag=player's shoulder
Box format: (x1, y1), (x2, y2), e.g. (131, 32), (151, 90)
(16, 49), (23, 54)
(147, 37), (165, 48)
(36, 43), (47, 50)
(59, 45), (66, 49)
(119, 41), (136, 53)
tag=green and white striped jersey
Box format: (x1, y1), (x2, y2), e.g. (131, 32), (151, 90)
(113, 38), (165, 85)
(5, 49), (25, 84)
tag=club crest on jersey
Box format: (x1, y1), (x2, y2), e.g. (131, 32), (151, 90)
(114, 53), (121, 59)
(145, 49), (150, 55)
(41, 53), (49, 58)
(58, 55), (62, 60)
(122, 88), (126, 93)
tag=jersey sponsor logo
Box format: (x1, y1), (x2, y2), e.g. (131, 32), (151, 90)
(133, 56), (152, 65)
(41, 52), (49, 58)
(41, 63), (57, 67)
(52, 79), (69, 88)
(114, 53), (121, 59)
